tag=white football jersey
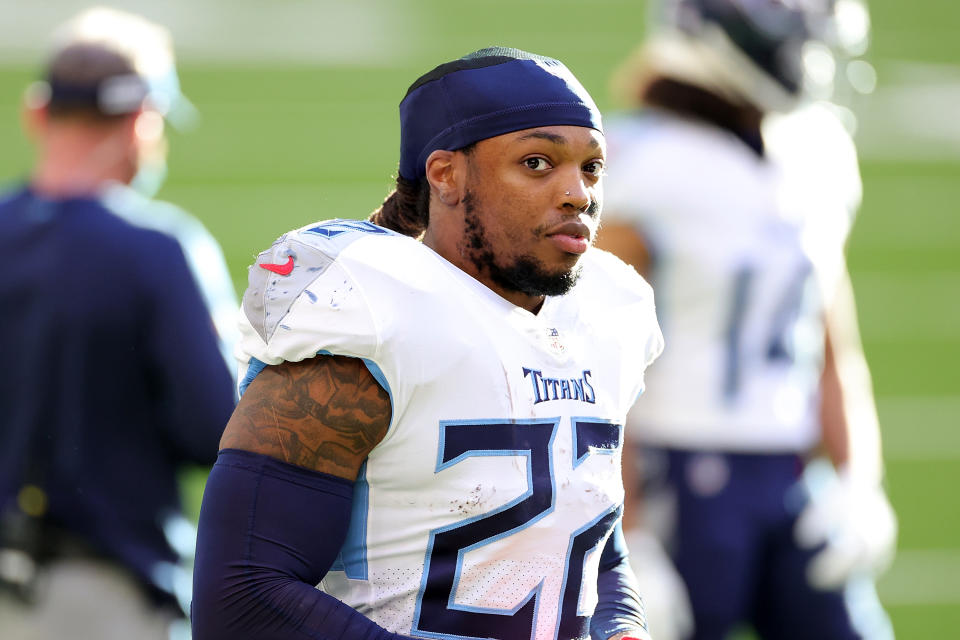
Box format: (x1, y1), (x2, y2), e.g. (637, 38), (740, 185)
(603, 103), (860, 452)
(236, 220), (663, 640)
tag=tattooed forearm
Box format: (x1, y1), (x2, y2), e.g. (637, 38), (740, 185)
(220, 355), (391, 480)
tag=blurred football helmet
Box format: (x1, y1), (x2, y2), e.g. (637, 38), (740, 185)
(823, 0), (876, 105)
(632, 0), (872, 112)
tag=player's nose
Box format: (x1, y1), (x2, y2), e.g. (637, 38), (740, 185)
(559, 173), (591, 214)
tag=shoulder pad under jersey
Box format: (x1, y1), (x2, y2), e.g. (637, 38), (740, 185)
(578, 248), (664, 368)
(239, 219), (401, 364)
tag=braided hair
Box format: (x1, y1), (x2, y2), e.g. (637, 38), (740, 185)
(369, 143), (475, 238)
(368, 174), (431, 238)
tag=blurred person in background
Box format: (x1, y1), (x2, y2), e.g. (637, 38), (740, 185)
(0, 7), (236, 639)
(596, 0), (896, 638)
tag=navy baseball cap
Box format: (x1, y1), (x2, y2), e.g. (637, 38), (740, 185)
(398, 47), (603, 180)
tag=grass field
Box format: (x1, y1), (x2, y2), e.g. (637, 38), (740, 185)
(0, 1), (957, 637)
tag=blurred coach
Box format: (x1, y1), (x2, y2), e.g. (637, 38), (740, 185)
(0, 8), (236, 639)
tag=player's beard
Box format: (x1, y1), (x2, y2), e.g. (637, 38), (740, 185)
(461, 189), (583, 298)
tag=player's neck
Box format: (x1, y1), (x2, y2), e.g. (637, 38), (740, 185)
(31, 126), (134, 198)
(422, 227), (545, 314)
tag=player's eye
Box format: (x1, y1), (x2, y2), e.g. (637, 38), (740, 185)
(523, 157), (551, 171)
(582, 160), (605, 177)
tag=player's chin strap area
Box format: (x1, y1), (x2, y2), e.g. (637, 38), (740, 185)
(191, 449), (415, 640)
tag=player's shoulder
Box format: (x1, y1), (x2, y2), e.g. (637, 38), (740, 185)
(250, 218), (428, 289)
(67, 191), (188, 262)
(241, 218), (428, 349)
(602, 109), (663, 147)
(282, 218), (411, 257)
(605, 108), (739, 160)
(92, 197), (185, 257)
(576, 247), (655, 307)
(764, 101), (858, 165)
(0, 185), (181, 262)
(574, 248), (663, 367)
(764, 101), (862, 217)
(603, 108), (759, 225)
(0, 183), (27, 211)
(101, 183), (207, 238)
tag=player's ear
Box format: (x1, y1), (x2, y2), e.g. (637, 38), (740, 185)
(425, 149), (460, 207)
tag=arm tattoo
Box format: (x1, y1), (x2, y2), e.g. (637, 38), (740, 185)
(220, 355), (391, 480)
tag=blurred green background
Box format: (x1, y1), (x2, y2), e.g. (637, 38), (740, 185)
(1, 1), (957, 637)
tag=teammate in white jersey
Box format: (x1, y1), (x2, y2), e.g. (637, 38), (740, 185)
(192, 47), (662, 640)
(596, 2), (895, 639)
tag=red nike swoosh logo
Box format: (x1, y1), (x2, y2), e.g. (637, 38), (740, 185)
(259, 255), (294, 276)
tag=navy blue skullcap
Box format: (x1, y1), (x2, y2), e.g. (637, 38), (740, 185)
(398, 47), (603, 180)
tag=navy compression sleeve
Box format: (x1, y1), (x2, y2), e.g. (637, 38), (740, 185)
(590, 521), (651, 640)
(192, 449), (412, 640)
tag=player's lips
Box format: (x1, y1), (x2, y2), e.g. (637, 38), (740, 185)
(546, 221), (591, 255)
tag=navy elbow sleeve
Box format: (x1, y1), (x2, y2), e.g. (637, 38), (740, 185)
(192, 449), (409, 640)
(591, 521), (650, 640)
(598, 519), (630, 572)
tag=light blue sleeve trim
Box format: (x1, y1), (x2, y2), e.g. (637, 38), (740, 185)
(239, 352), (392, 404)
(360, 358), (393, 415)
(237, 351), (390, 580)
(314, 349), (393, 418)
(330, 462), (370, 580)
(314, 350), (393, 582)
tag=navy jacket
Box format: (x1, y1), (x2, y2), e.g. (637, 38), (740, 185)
(0, 185), (236, 605)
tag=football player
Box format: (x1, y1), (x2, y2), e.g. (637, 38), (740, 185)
(192, 48), (661, 640)
(596, 1), (895, 639)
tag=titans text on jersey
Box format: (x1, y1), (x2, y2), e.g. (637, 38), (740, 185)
(523, 368), (597, 405)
